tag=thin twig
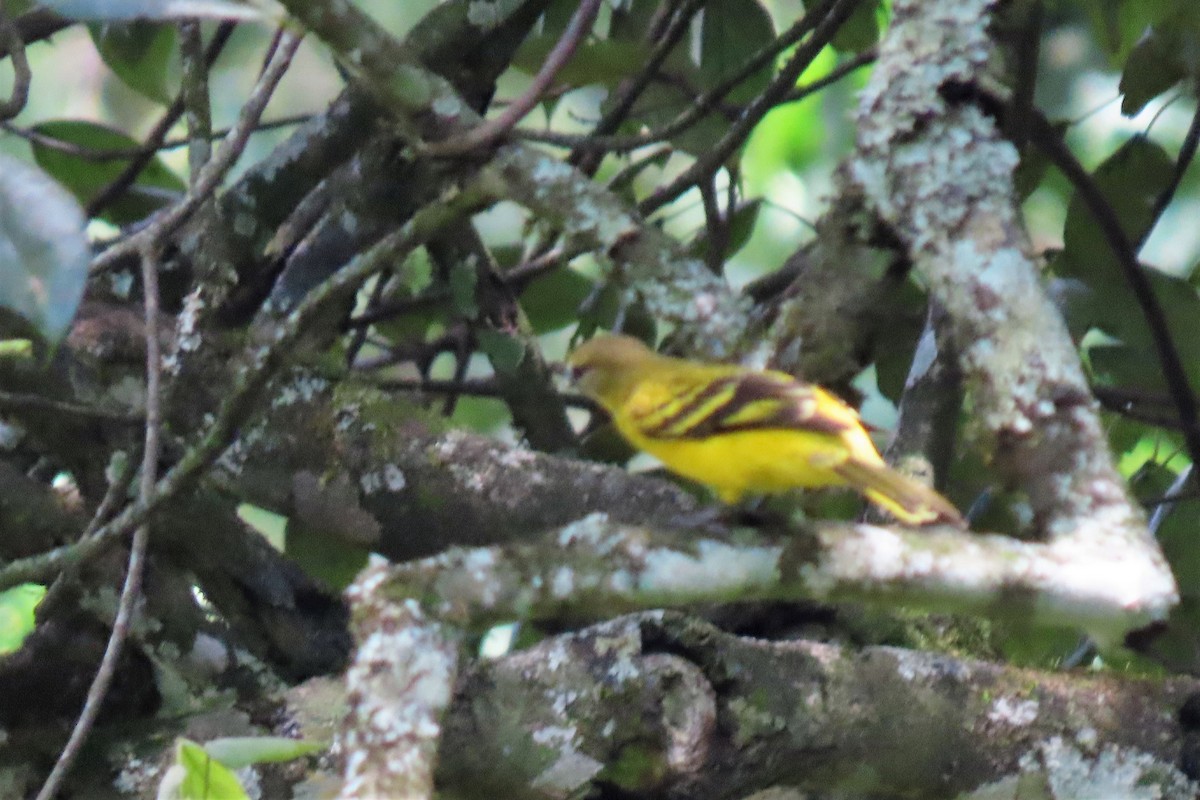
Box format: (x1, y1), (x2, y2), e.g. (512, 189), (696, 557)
(1148, 98), (1200, 233)
(1002, 0), (1042, 150)
(0, 389), (141, 423)
(35, 243), (165, 800)
(568, 0), (703, 173)
(424, 0), (603, 156)
(36, 451), (136, 622)
(698, 176), (726, 274)
(4, 8), (68, 57)
(364, 375), (599, 412)
(345, 268), (394, 365)
(86, 22), (236, 219)
(0, 8), (30, 120)
(640, 0), (862, 215)
(180, 20), (213, 177)
(345, 287), (450, 329)
(519, 3), (867, 157)
(777, 49), (875, 103)
(1, 114), (312, 161)
(91, 28), (304, 273)
(0, 174), (499, 593)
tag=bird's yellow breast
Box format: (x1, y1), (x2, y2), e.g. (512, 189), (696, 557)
(612, 413), (857, 504)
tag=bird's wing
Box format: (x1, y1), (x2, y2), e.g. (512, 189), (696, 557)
(630, 369), (859, 440)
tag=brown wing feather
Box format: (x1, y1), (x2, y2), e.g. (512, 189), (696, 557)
(639, 370), (857, 440)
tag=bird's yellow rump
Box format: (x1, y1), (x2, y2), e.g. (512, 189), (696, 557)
(569, 333), (964, 527)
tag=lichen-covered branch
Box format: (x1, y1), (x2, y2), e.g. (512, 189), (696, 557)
(337, 609), (1200, 798)
(220, 376), (699, 560)
(365, 512), (1174, 645)
(849, 0), (1176, 601)
(338, 564), (458, 800)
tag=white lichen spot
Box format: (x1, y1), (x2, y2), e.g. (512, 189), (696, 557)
(461, 547), (497, 584)
(550, 689), (581, 716)
(360, 471), (383, 495)
(362, 464), (407, 495)
(594, 629), (641, 683)
(641, 540), (781, 597)
(531, 750), (604, 793)
(529, 155), (576, 185)
(557, 513), (610, 547)
(551, 566), (575, 598)
(232, 210), (258, 237)
(107, 270), (134, 299)
(532, 724), (577, 748)
(383, 463), (406, 491)
(448, 463), (487, 493)
(235, 766), (261, 800)
(607, 569), (634, 594)
(1076, 726), (1098, 748)
(114, 756), (163, 793)
(544, 639), (570, 672)
(273, 375), (330, 408)
(988, 696), (1039, 726)
(173, 288), (205, 362)
(892, 648), (938, 682)
(466, 1), (500, 27)
(432, 429), (468, 459)
(431, 94), (464, 119)
(496, 445), (536, 468)
(1026, 736), (1197, 799)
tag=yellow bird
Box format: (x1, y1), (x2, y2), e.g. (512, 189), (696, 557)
(569, 333), (964, 527)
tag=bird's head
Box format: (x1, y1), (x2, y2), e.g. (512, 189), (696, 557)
(567, 333), (655, 410)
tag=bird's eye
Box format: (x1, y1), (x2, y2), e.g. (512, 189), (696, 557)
(570, 364), (589, 381)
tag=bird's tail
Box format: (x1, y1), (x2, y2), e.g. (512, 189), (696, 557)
(834, 459), (965, 527)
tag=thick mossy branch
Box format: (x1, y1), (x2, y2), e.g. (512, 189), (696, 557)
(340, 567), (458, 800)
(365, 513), (1173, 644)
(337, 609), (1200, 799)
(849, 0), (1177, 609)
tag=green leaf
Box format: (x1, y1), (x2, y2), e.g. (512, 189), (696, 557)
(0, 584), (46, 655)
(699, 0), (775, 103)
(476, 328), (525, 375)
(449, 394), (510, 433)
(90, 21), (179, 105)
(203, 737), (324, 769)
(689, 199), (763, 263)
(285, 521), (370, 593)
(512, 37), (650, 91)
(1012, 144), (1049, 200)
(519, 267), (596, 334)
(831, 0), (883, 53)
(236, 503), (287, 551)
(1119, 26), (1187, 117)
(448, 259), (479, 318)
(540, 0), (582, 34)
(31, 119), (186, 225)
(1054, 144), (1200, 403)
(176, 739), (250, 800)
(621, 82), (728, 157)
(42, 0), (261, 20)
(0, 154), (90, 345)
(608, 0), (664, 41)
(1079, 269), (1200, 396)
(1157, 498), (1200, 596)
(1058, 138), (1173, 285)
